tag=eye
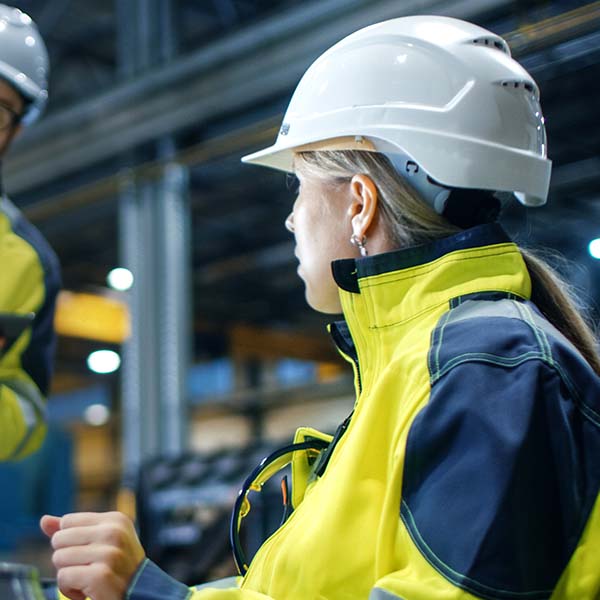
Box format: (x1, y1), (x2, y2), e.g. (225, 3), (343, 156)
(286, 173), (300, 194)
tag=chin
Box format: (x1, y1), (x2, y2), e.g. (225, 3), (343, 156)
(305, 290), (343, 315)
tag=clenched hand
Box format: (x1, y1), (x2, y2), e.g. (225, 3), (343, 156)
(40, 511), (146, 600)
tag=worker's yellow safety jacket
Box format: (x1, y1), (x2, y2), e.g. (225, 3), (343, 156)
(0, 196), (60, 459)
(129, 224), (600, 599)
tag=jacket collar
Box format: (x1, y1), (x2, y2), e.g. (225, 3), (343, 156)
(331, 222), (531, 335)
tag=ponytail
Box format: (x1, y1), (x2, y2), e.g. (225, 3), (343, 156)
(521, 249), (600, 375)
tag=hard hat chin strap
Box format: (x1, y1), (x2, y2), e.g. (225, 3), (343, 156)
(383, 152), (502, 227)
(383, 153), (451, 214)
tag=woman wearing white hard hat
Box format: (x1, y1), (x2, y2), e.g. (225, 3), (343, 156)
(41, 16), (600, 600)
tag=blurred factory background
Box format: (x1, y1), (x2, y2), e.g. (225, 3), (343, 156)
(0, 0), (599, 585)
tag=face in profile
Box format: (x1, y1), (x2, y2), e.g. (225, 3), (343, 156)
(0, 78), (24, 157)
(286, 170), (357, 314)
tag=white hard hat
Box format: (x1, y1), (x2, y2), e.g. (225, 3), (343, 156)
(242, 16), (552, 210)
(0, 4), (49, 125)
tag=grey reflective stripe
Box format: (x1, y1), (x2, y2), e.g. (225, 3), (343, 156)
(1, 194), (22, 225)
(193, 577), (240, 591)
(126, 558), (150, 600)
(3, 377), (46, 416)
(444, 297), (524, 325)
(1, 378), (46, 458)
(445, 297), (568, 350)
(369, 588), (405, 600)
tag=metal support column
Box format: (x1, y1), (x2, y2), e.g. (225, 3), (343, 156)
(157, 163), (191, 454)
(119, 165), (191, 480)
(119, 172), (143, 483)
(117, 0), (178, 79)
(117, 0), (188, 484)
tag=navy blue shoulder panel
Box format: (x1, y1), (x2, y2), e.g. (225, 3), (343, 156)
(402, 297), (600, 600)
(2, 198), (61, 395)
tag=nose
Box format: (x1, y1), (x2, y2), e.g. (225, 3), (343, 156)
(285, 211), (295, 233)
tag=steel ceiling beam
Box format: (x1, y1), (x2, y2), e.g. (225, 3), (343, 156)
(549, 157), (600, 194)
(5, 0), (514, 194)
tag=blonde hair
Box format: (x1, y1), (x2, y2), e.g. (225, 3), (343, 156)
(295, 150), (600, 375)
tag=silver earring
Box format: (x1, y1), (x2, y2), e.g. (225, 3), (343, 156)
(350, 234), (368, 257)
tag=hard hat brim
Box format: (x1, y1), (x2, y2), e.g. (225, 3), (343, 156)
(241, 127), (551, 207)
(242, 144), (295, 173)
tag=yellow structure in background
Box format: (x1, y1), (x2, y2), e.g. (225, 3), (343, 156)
(54, 290), (130, 343)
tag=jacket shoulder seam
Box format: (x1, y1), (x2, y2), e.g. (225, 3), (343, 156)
(429, 300), (600, 429)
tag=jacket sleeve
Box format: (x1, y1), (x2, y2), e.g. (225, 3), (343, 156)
(126, 559), (272, 600)
(369, 354), (600, 600)
(0, 373), (47, 459)
(0, 205), (60, 459)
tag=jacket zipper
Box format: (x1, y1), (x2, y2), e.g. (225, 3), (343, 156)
(329, 321), (362, 395)
(242, 323), (361, 586)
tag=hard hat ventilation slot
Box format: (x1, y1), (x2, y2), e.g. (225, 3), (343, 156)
(500, 80), (535, 93)
(471, 37), (509, 54)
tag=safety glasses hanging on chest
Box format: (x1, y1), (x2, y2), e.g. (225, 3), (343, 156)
(229, 438), (330, 575)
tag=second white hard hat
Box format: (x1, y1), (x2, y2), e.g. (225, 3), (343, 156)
(0, 4), (49, 125)
(242, 15), (551, 210)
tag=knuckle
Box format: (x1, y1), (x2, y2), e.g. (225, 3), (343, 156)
(90, 563), (113, 585)
(60, 512), (82, 527)
(103, 545), (122, 568)
(51, 529), (69, 549)
(51, 549), (65, 568)
(59, 513), (72, 528)
(56, 569), (69, 588)
(102, 523), (124, 545)
(108, 510), (127, 523)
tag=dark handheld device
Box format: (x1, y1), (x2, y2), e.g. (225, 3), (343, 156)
(0, 312), (35, 357)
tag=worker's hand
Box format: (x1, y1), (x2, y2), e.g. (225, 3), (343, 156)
(40, 512), (146, 600)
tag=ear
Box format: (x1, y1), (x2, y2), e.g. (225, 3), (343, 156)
(347, 174), (378, 238)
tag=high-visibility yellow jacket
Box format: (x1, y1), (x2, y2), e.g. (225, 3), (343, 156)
(128, 224), (600, 600)
(0, 196), (60, 459)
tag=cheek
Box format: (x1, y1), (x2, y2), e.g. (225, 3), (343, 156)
(293, 188), (354, 267)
